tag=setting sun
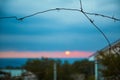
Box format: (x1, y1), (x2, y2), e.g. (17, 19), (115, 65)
(65, 51), (70, 56)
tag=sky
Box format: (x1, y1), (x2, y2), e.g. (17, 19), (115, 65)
(0, 0), (120, 59)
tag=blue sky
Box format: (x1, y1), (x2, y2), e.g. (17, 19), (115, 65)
(0, 0), (120, 58)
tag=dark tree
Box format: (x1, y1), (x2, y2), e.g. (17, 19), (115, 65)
(98, 51), (120, 80)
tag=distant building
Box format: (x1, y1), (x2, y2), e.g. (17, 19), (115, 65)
(89, 39), (120, 80)
(0, 69), (38, 80)
(0, 69), (26, 77)
(23, 71), (38, 80)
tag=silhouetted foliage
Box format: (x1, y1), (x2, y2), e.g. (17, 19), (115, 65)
(71, 59), (94, 80)
(98, 51), (120, 80)
(23, 58), (94, 80)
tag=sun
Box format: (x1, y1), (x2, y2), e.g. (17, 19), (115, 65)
(65, 51), (70, 56)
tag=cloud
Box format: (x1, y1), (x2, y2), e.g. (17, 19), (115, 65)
(0, 0), (120, 52)
(3, 0), (120, 24)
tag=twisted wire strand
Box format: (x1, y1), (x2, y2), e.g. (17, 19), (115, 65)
(84, 12), (120, 21)
(0, 8), (120, 21)
(0, 16), (18, 20)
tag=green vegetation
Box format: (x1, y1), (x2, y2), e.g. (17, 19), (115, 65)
(98, 51), (120, 80)
(23, 58), (94, 80)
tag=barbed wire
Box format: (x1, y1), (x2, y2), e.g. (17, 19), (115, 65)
(0, 16), (18, 20)
(0, 0), (120, 76)
(0, 8), (120, 22)
(84, 12), (120, 21)
(81, 0), (119, 74)
(0, 0), (120, 51)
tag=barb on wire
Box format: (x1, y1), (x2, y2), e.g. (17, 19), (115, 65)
(81, 11), (112, 49)
(84, 12), (120, 21)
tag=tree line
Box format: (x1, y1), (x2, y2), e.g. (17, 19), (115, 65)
(23, 58), (95, 80)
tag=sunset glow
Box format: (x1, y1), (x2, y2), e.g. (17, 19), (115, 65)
(65, 51), (70, 56)
(0, 51), (93, 58)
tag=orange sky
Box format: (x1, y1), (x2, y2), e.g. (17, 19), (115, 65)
(0, 51), (93, 58)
